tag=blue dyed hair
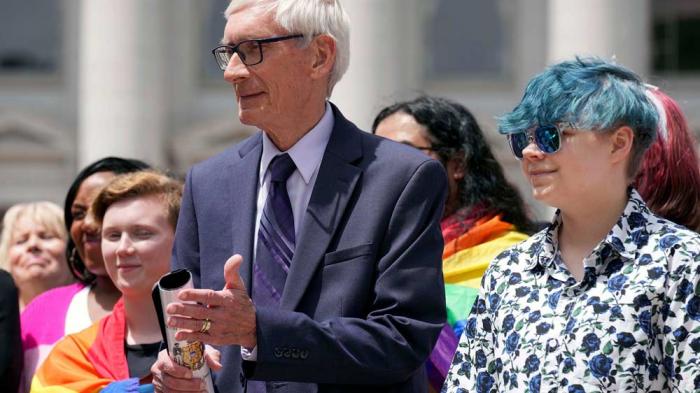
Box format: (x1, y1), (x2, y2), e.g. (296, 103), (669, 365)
(499, 57), (658, 177)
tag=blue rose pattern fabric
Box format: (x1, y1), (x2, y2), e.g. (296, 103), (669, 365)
(443, 190), (700, 393)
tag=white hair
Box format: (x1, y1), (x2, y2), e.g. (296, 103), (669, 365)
(224, 0), (350, 96)
(645, 84), (669, 141)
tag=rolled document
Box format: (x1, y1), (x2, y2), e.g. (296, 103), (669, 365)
(153, 269), (215, 393)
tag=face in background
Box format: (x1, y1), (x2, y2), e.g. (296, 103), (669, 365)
(70, 171), (116, 277)
(374, 112), (439, 160)
(101, 195), (175, 299)
(222, 6), (317, 132)
(375, 112), (465, 218)
(9, 215), (70, 296)
(520, 127), (618, 210)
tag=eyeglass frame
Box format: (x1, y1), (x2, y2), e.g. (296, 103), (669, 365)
(396, 142), (459, 165)
(211, 34), (304, 70)
(396, 141), (449, 154)
(506, 122), (576, 160)
(413, 146), (439, 152)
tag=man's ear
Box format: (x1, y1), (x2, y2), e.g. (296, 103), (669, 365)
(609, 125), (634, 164)
(309, 34), (336, 80)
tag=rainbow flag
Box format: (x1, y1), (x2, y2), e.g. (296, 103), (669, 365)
(427, 215), (528, 392)
(31, 299), (153, 393)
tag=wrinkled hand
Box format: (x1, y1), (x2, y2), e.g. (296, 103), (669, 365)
(166, 255), (257, 349)
(151, 345), (222, 392)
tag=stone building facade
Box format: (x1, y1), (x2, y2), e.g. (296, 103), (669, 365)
(1, 0), (699, 219)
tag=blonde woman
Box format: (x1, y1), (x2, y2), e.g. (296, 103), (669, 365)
(0, 201), (73, 311)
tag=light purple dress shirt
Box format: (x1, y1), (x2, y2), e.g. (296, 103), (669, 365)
(242, 102), (334, 361)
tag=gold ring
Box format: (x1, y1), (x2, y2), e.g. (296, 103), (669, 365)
(199, 318), (211, 334)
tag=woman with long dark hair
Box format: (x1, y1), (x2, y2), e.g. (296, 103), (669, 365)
(374, 96), (534, 391)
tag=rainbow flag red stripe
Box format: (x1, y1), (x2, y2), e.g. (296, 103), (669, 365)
(31, 299), (145, 392)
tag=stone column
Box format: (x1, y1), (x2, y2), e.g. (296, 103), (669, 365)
(332, 0), (429, 131)
(547, 0), (651, 76)
(78, 0), (166, 168)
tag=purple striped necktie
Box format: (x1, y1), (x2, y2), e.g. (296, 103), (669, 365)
(252, 153), (296, 308)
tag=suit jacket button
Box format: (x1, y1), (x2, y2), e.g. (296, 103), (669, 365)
(273, 347), (283, 358)
(300, 350), (309, 359)
(283, 347), (291, 358)
(291, 348), (299, 359)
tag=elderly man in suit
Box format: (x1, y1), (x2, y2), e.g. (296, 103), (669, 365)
(151, 1), (447, 392)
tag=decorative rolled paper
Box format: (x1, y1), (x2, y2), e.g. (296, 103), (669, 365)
(153, 269), (215, 393)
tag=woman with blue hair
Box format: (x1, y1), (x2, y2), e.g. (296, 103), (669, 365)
(443, 57), (700, 392)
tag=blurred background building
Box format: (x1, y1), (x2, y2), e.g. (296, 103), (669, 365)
(1, 0), (699, 219)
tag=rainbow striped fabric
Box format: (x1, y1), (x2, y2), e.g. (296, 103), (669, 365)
(30, 299), (153, 393)
(427, 215), (528, 392)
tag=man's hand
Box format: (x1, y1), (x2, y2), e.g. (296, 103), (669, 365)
(151, 346), (222, 392)
(166, 254), (257, 349)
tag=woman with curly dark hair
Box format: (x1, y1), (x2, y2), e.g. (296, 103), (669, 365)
(374, 96), (534, 391)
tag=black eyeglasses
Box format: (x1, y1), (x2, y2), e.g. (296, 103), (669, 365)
(212, 34), (303, 70)
(506, 122), (575, 160)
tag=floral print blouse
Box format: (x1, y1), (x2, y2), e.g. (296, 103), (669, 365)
(443, 189), (700, 393)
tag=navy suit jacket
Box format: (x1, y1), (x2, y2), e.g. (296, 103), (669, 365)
(172, 104), (447, 393)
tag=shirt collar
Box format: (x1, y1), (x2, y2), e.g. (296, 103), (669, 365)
(259, 102), (334, 185)
(602, 188), (652, 260)
(526, 188), (652, 271)
(523, 219), (559, 271)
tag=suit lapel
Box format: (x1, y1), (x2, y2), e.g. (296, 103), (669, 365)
(228, 134), (263, 293)
(281, 106), (363, 310)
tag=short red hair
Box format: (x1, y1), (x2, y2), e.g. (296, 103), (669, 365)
(634, 89), (700, 232)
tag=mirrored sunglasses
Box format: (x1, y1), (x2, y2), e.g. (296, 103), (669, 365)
(506, 123), (573, 159)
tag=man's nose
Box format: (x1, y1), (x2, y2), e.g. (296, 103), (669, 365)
(223, 52), (250, 83)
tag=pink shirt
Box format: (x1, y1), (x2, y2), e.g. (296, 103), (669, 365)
(20, 282), (87, 392)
